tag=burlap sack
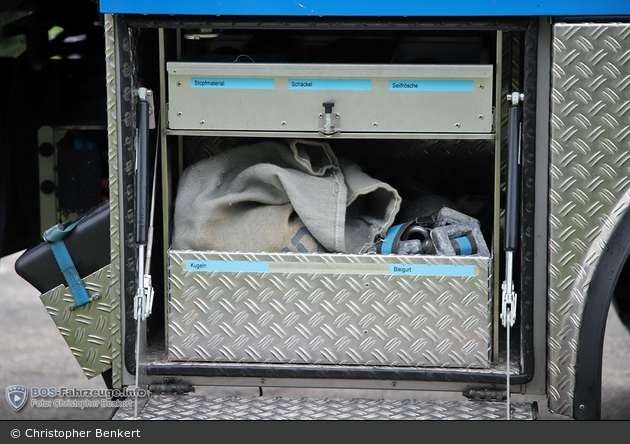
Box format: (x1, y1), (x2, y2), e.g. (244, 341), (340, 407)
(171, 139), (401, 254)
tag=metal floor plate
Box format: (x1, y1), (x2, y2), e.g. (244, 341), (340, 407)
(113, 395), (536, 420)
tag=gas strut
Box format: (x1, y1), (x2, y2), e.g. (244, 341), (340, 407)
(502, 92), (523, 420)
(133, 87), (155, 417)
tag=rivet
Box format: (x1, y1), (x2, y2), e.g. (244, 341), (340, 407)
(177, 111), (183, 117)
(455, 123), (461, 128)
(200, 120), (205, 125)
(372, 122), (378, 127)
(176, 81), (182, 87)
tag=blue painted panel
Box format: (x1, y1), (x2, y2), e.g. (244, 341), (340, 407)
(100, 0), (630, 17)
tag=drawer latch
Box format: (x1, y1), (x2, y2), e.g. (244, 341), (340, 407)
(319, 102), (340, 136)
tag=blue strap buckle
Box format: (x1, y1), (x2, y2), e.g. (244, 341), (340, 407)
(43, 218), (96, 309)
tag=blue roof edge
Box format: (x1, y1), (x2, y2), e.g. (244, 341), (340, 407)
(98, 1), (630, 18)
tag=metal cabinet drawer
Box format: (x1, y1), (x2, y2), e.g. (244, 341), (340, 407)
(167, 251), (492, 368)
(167, 63), (494, 135)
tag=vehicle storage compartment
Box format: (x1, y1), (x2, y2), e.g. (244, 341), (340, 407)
(162, 30), (499, 370)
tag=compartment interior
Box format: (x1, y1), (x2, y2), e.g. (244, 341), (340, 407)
(164, 28), (499, 257)
(140, 25), (523, 369)
(177, 30), (495, 65)
(171, 136), (496, 255)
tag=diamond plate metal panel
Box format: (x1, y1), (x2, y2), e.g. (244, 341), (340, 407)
(549, 23), (630, 417)
(167, 251), (492, 368)
(105, 13), (123, 390)
(40, 265), (115, 379)
(113, 394), (534, 420)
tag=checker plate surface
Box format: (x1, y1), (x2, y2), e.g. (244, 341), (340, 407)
(104, 13), (123, 390)
(113, 394), (534, 420)
(167, 251), (492, 368)
(40, 265), (115, 379)
(548, 22), (630, 416)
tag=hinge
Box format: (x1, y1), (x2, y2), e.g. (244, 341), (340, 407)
(149, 380), (195, 395)
(463, 389), (508, 402)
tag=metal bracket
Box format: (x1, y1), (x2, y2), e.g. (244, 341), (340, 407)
(501, 252), (518, 329)
(69, 292), (102, 311)
(133, 272), (154, 321)
(138, 87), (156, 130)
(507, 92), (525, 105)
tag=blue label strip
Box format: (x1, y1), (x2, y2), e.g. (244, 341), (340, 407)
(288, 79), (372, 91)
(186, 260), (270, 273)
(186, 260), (474, 277)
(190, 78), (471, 91)
(389, 264), (475, 277)
(389, 80), (474, 92)
(191, 78), (274, 89)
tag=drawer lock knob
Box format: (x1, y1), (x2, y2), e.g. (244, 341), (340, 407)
(320, 102), (338, 136)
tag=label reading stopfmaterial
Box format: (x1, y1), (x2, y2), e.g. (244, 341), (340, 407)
(191, 78), (274, 89)
(389, 80), (474, 92)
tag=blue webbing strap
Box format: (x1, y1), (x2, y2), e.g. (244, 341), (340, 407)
(451, 234), (478, 256)
(452, 236), (473, 255)
(43, 218), (91, 308)
(380, 223), (405, 254)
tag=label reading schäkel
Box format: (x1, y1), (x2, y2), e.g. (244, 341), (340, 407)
(288, 79), (372, 90)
